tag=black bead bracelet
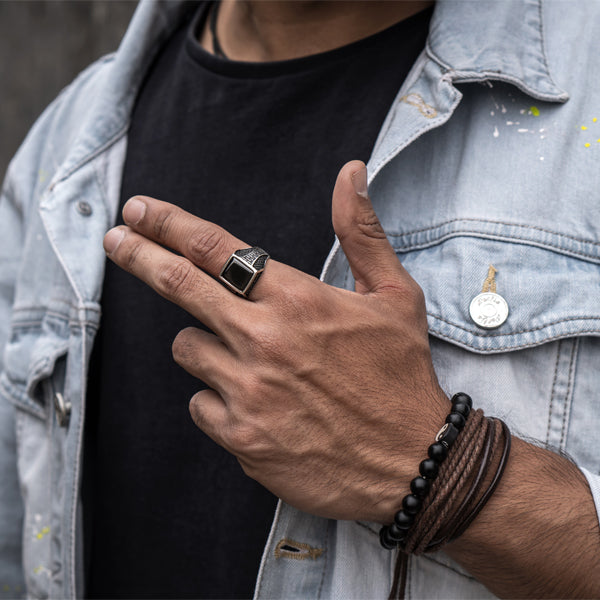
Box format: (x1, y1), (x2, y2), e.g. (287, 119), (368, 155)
(379, 393), (472, 550)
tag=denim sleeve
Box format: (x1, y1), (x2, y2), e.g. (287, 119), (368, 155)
(0, 173), (26, 597)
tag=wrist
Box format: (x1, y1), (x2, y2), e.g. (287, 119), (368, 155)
(379, 394), (512, 553)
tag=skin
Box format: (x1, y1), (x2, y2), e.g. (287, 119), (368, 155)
(102, 3), (600, 597)
(104, 162), (600, 598)
(199, 0), (435, 61)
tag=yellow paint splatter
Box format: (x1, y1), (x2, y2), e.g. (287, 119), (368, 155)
(35, 526), (50, 540)
(530, 106), (540, 116)
(594, 118), (598, 122)
(33, 566), (42, 575)
(585, 143), (591, 147)
(581, 125), (588, 130)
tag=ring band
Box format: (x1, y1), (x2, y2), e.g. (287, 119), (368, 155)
(219, 247), (270, 298)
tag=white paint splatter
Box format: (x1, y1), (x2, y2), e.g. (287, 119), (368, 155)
(33, 565), (51, 578)
(506, 121), (520, 126)
(540, 157), (545, 161)
(493, 126), (499, 138)
(34, 514), (42, 523)
(540, 135), (546, 139)
(501, 104), (507, 114)
(517, 129), (529, 133)
(490, 110), (495, 116)
(520, 109), (526, 114)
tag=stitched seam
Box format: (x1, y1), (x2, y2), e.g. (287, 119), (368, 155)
(253, 500), (282, 599)
(12, 304), (102, 316)
(93, 152), (108, 211)
(546, 340), (562, 445)
(386, 217), (600, 248)
(560, 338), (579, 450)
(442, 71), (565, 102)
(420, 554), (477, 581)
(392, 229), (600, 262)
(52, 125), (129, 188)
(430, 327), (600, 352)
(69, 323), (86, 596)
(406, 554), (412, 599)
(0, 377), (46, 420)
(354, 520), (379, 536)
(429, 313), (600, 338)
(370, 109), (456, 180)
(316, 524), (329, 600)
(537, 0), (563, 93)
(46, 382), (54, 596)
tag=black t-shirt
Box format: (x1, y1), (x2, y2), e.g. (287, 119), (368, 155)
(85, 4), (432, 598)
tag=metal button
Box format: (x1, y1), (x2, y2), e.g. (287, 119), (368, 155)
(76, 201), (93, 216)
(469, 292), (509, 329)
(53, 392), (71, 427)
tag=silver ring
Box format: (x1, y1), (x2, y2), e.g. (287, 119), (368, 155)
(219, 246), (270, 298)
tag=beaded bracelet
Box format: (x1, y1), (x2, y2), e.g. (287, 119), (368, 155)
(379, 392), (473, 550)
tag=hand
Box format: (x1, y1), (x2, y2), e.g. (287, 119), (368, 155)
(103, 160), (449, 523)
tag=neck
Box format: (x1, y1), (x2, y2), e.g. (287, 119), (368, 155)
(200, 0), (434, 62)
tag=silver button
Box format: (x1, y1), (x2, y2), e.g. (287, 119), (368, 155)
(76, 201), (93, 216)
(469, 292), (509, 329)
(53, 392), (71, 427)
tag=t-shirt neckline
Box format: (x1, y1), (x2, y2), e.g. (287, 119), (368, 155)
(185, 1), (434, 79)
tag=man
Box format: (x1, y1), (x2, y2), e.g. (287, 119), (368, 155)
(1, 1), (600, 598)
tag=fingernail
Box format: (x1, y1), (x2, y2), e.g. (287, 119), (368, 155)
(351, 166), (368, 199)
(103, 228), (125, 255)
(123, 197), (146, 225)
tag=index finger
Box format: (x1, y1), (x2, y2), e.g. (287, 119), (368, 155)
(103, 224), (242, 336)
(122, 195), (274, 299)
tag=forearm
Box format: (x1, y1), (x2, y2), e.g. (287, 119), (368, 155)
(446, 436), (600, 598)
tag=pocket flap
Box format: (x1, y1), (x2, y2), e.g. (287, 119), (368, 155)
(398, 235), (600, 353)
(0, 310), (69, 419)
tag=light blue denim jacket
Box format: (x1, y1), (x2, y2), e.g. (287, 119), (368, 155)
(2, 1), (600, 598)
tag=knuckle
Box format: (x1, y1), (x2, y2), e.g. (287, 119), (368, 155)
(227, 422), (259, 454)
(187, 227), (227, 265)
(240, 372), (264, 400)
(188, 394), (206, 429)
(354, 211), (387, 241)
(124, 238), (145, 271)
(404, 279), (426, 307)
(251, 322), (286, 360)
(152, 208), (176, 242)
(171, 327), (195, 363)
(157, 258), (197, 300)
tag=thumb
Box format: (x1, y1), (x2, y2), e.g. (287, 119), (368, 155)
(332, 160), (406, 295)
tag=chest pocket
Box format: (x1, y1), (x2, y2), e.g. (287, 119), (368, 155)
(400, 230), (600, 352)
(389, 226), (600, 472)
(0, 308), (70, 421)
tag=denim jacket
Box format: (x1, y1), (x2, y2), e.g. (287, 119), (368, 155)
(2, 1), (600, 598)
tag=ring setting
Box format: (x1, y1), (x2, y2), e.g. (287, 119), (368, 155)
(219, 246), (270, 298)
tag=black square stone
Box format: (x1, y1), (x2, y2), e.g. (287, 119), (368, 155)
(222, 258), (253, 291)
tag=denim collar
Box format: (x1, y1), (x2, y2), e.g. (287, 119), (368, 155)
(51, 0), (568, 189)
(428, 0), (568, 101)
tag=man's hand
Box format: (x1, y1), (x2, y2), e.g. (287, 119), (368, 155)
(103, 160), (600, 597)
(103, 159), (449, 523)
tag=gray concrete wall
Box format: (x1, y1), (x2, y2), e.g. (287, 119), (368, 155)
(0, 0), (138, 181)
